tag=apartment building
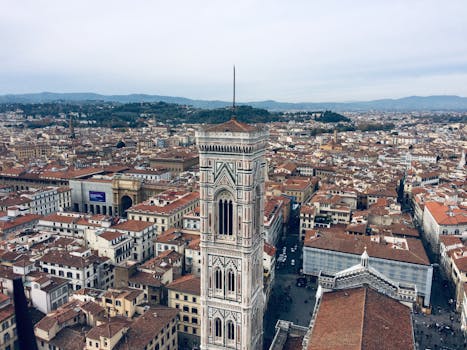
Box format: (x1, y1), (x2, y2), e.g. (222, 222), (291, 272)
(310, 193), (352, 226)
(85, 229), (133, 264)
(127, 191), (199, 236)
(99, 288), (145, 318)
(423, 201), (467, 250)
(0, 294), (17, 350)
(167, 274), (200, 349)
(38, 249), (111, 291)
(263, 198), (283, 246)
(112, 220), (157, 263)
(28, 273), (69, 314)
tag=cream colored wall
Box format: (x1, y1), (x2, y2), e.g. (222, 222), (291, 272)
(452, 261), (467, 310)
(0, 314), (17, 350)
(100, 292), (144, 318)
(129, 201), (198, 235)
(168, 289), (200, 336)
(84, 327), (127, 350)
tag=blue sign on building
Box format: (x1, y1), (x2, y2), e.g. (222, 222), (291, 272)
(89, 191), (106, 202)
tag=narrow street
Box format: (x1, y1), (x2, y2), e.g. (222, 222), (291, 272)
(412, 234), (466, 349)
(413, 265), (465, 349)
(263, 207), (317, 349)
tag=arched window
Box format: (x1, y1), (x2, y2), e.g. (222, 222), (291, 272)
(4, 332), (10, 343)
(218, 200), (224, 235)
(217, 192), (234, 236)
(254, 185), (261, 235)
(215, 269), (223, 290)
(227, 320), (235, 340)
(227, 269), (235, 292)
(228, 200), (233, 235)
(215, 318), (222, 338)
(223, 199), (228, 234)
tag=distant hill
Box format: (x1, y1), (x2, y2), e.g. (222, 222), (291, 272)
(1, 92), (467, 111)
(0, 92), (229, 109)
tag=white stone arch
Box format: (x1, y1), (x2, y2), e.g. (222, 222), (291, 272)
(209, 308), (227, 345)
(210, 256), (225, 293)
(226, 258), (242, 294)
(225, 317), (236, 343)
(226, 267), (236, 293)
(214, 316), (223, 339)
(213, 266), (223, 290)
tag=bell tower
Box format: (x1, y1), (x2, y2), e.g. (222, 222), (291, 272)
(196, 118), (268, 350)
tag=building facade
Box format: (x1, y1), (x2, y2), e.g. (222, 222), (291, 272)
(423, 201), (467, 250)
(303, 231), (433, 307)
(0, 294), (17, 350)
(196, 118), (268, 350)
(167, 274), (201, 349)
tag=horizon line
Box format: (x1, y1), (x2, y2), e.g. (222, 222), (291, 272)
(1, 91), (466, 105)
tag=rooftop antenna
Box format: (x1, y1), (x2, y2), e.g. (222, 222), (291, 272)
(232, 65), (236, 120)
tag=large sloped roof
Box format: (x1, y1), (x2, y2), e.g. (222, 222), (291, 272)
(204, 117), (259, 133)
(307, 286), (414, 350)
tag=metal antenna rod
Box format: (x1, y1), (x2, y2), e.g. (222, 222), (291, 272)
(233, 65), (236, 112)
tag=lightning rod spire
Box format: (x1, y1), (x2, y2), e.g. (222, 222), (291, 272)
(232, 65), (236, 119)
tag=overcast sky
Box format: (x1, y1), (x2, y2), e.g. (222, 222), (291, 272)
(1, 0), (467, 102)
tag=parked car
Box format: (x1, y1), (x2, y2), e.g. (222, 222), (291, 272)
(296, 277), (307, 287)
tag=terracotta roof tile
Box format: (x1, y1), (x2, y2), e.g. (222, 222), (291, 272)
(49, 327), (86, 350)
(264, 242), (277, 257)
(113, 220), (155, 232)
(204, 118), (258, 133)
(128, 271), (162, 287)
(41, 213), (78, 224)
(99, 231), (125, 241)
(166, 274), (200, 296)
(128, 192), (199, 216)
(439, 235), (463, 247)
(307, 287), (414, 350)
(0, 304), (14, 323)
(425, 201), (467, 226)
(86, 321), (128, 340)
(114, 307), (178, 350)
(304, 230), (430, 266)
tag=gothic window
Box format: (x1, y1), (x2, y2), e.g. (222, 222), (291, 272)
(229, 200), (233, 234)
(254, 185), (261, 235)
(217, 192), (234, 235)
(215, 318), (222, 338)
(223, 200), (228, 234)
(227, 320), (235, 340)
(215, 268), (223, 290)
(227, 269), (235, 292)
(218, 200), (224, 234)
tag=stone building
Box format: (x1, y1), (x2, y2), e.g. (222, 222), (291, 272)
(196, 118), (268, 349)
